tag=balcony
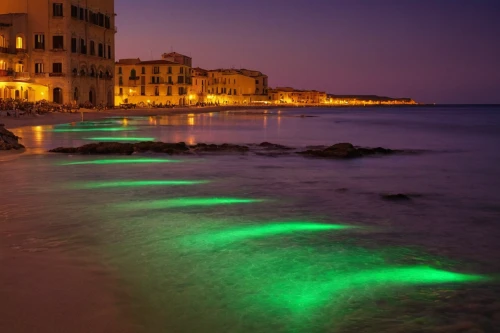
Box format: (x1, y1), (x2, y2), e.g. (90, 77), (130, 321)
(0, 47), (13, 54)
(129, 76), (139, 81)
(49, 72), (65, 77)
(16, 48), (27, 54)
(13, 72), (30, 81)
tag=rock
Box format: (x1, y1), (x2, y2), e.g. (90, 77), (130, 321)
(381, 193), (412, 201)
(297, 142), (401, 159)
(336, 188), (349, 193)
(49, 141), (248, 155)
(258, 142), (293, 150)
(0, 124), (25, 150)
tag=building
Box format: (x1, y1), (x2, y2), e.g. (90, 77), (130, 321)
(190, 68), (269, 105)
(0, 0), (116, 105)
(268, 87), (327, 104)
(191, 67), (208, 103)
(115, 52), (192, 106)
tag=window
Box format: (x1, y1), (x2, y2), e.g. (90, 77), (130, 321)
(180, 67), (184, 74)
(118, 76), (123, 85)
(141, 67), (145, 74)
(255, 79), (259, 84)
(71, 38), (77, 53)
(80, 39), (86, 54)
(153, 66), (160, 74)
(167, 86), (172, 96)
(130, 69), (136, 78)
(34, 34), (45, 49)
(53, 3), (63, 17)
(85, 9), (88, 21)
(140, 86), (145, 96)
(53, 63), (62, 73)
(119, 88), (123, 95)
(74, 87), (79, 101)
(155, 86), (159, 96)
(168, 76), (172, 84)
(16, 36), (24, 49)
(98, 43), (103, 57)
(178, 76), (184, 84)
(98, 13), (104, 27)
(178, 87), (184, 95)
(168, 67), (172, 74)
(107, 45), (111, 59)
(0, 35), (5, 47)
(35, 63), (44, 73)
(105, 16), (111, 29)
(90, 41), (95, 55)
(71, 5), (77, 18)
(0, 60), (6, 70)
(79, 8), (84, 20)
(118, 67), (122, 74)
(53, 36), (64, 49)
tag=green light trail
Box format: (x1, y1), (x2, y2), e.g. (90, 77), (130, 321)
(77, 180), (210, 189)
(118, 197), (265, 209)
(60, 158), (181, 165)
(182, 222), (352, 248)
(84, 137), (155, 142)
(49, 127), (138, 132)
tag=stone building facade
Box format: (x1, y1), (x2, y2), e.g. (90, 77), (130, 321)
(115, 53), (192, 106)
(0, 0), (116, 105)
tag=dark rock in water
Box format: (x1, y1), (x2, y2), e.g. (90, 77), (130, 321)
(193, 143), (249, 153)
(50, 142), (135, 155)
(258, 142), (293, 150)
(0, 124), (25, 150)
(381, 193), (412, 201)
(297, 142), (401, 159)
(335, 188), (349, 193)
(49, 141), (249, 155)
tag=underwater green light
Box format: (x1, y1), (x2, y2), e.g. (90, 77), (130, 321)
(183, 222), (352, 248)
(50, 127), (138, 132)
(78, 180), (210, 188)
(61, 158), (181, 165)
(119, 197), (265, 209)
(84, 137), (155, 142)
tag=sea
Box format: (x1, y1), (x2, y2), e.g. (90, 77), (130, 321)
(1, 106), (500, 333)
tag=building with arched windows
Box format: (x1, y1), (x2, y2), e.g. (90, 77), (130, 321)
(0, 0), (116, 106)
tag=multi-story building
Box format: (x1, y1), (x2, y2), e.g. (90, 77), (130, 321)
(191, 67), (208, 103)
(268, 87), (327, 104)
(0, 0), (116, 105)
(115, 52), (192, 106)
(191, 68), (269, 105)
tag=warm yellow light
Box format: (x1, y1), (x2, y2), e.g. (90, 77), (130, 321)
(16, 36), (23, 49)
(147, 100), (151, 103)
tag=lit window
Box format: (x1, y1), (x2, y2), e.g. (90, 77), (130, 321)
(0, 35), (4, 47)
(16, 36), (23, 49)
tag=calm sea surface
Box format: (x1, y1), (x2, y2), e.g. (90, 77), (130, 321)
(2, 106), (500, 332)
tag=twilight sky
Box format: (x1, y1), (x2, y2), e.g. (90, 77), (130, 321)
(115, 0), (500, 104)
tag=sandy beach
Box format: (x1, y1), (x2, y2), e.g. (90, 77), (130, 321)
(0, 105), (289, 129)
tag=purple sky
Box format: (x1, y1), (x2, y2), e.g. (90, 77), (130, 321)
(115, 0), (500, 104)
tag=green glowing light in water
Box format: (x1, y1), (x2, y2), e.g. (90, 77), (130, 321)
(49, 127), (138, 132)
(78, 180), (210, 188)
(183, 222), (352, 248)
(84, 137), (155, 142)
(60, 158), (181, 165)
(119, 197), (265, 209)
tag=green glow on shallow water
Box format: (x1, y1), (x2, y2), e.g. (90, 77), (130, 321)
(77, 180), (210, 188)
(119, 197), (265, 209)
(49, 127), (138, 132)
(60, 158), (181, 165)
(84, 137), (155, 142)
(182, 222), (352, 248)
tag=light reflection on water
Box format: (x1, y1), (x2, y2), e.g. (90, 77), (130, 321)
(3, 106), (500, 332)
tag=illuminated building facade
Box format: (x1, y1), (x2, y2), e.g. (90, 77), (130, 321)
(268, 87), (327, 104)
(0, 0), (116, 105)
(115, 52), (192, 106)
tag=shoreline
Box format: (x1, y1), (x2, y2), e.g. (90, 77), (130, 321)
(0, 103), (436, 130)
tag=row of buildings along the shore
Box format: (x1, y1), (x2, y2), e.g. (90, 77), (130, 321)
(0, 0), (416, 107)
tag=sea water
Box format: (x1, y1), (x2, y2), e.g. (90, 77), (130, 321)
(2, 106), (500, 332)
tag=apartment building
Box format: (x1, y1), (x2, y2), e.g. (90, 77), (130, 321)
(268, 87), (327, 104)
(115, 53), (192, 106)
(0, 0), (116, 105)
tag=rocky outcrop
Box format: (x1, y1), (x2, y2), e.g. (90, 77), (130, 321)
(381, 193), (412, 201)
(258, 142), (293, 150)
(297, 142), (399, 158)
(49, 141), (249, 155)
(0, 124), (25, 150)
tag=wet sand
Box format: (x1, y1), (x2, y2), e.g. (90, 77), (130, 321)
(0, 244), (136, 333)
(0, 105), (288, 129)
